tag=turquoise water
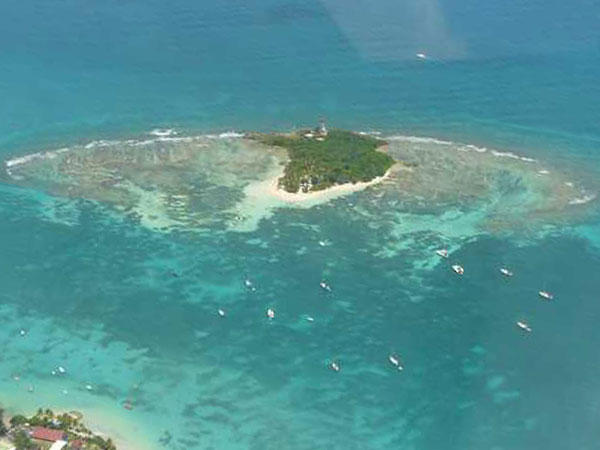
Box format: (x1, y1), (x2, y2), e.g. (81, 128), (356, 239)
(1, 1), (600, 449)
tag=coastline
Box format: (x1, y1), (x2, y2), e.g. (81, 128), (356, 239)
(0, 403), (155, 450)
(231, 162), (395, 232)
(266, 166), (395, 204)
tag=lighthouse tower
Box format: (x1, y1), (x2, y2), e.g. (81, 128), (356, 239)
(318, 117), (328, 136)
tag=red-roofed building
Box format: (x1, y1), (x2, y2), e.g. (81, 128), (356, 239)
(31, 426), (67, 442)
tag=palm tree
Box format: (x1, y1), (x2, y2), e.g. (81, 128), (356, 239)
(0, 408), (7, 436)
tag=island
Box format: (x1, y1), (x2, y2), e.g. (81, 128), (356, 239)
(0, 408), (116, 450)
(248, 125), (394, 193)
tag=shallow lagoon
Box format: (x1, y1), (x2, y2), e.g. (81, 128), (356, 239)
(0, 130), (598, 449)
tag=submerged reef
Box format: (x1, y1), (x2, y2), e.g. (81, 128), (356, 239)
(2, 129), (596, 234)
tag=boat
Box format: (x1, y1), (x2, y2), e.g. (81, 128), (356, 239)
(329, 361), (340, 372)
(266, 308), (275, 319)
(539, 290), (554, 300)
(452, 264), (464, 275)
(388, 354), (404, 371)
(500, 268), (513, 277)
(244, 278), (256, 292)
(319, 281), (332, 292)
(436, 249), (449, 258)
(218, 309), (226, 317)
(516, 321), (532, 332)
(416, 53), (427, 60)
(305, 316), (314, 322)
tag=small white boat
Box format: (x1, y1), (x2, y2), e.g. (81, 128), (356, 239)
(388, 354), (404, 371)
(320, 281), (332, 292)
(452, 264), (464, 275)
(244, 278), (256, 292)
(516, 321), (532, 332)
(500, 268), (513, 277)
(329, 361), (340, 372)
(85, 384), (93, 391)
(305, 316), (314, 322)
(416, 53), (427, 60)
(266, 308), (275, 319)
(57, 366), (66, 374)
(436, 249), (449, 258)
(19, 329), (27, 337)
(539, 290), (554, 300)
(318, 240), (327, 247)
(217, 309), (226, 317)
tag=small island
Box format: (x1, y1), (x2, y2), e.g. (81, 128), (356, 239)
(0, 408), (116, 450)
(249, 124), (394, 193)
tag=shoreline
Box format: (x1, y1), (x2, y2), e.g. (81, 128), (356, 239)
(232, 163), (395, 232)
(267, 167), (394, 204)
(1, 404), (154, 450)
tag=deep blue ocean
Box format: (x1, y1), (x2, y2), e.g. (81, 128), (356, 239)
(0, 1), (599, 449)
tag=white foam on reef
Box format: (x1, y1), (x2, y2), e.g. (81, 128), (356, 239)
(149, 128), (176, 137)
(5, 147), (69, 169)
(384, 134), (540, 162)
(205, 131), (245, 139)
(385, 135), (454, 146)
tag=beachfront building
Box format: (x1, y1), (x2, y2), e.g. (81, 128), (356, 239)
(29, 426), (67, 449)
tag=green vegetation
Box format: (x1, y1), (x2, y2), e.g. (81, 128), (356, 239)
(7, 409), (116, 450)
(251, 129), (394, 193)
(0, 409), (7, 436)
(13, 431), (35, 450)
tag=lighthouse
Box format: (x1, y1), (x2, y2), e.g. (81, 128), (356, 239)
(318, 117), (328, 136)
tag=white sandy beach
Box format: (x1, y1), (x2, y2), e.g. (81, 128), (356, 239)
(230, 163), (395, 232)
(266, 168), (394, 204)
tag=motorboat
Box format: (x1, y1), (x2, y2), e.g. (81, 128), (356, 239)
(266, 308), (275, 319)
(244, 278), (256, 292)
(516, 321), (532, 332)
(389, 354), (404, 371)
(329, 361), (340, 372)
(218, 309), (226, 317)
(320, 281), (332, 292)
(452, 264), (464, 275)
(539, 290), (554, 300)
(416, 53), (427, 60)
(436, 249), (449, 258)
(500, 268), (513, 277)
